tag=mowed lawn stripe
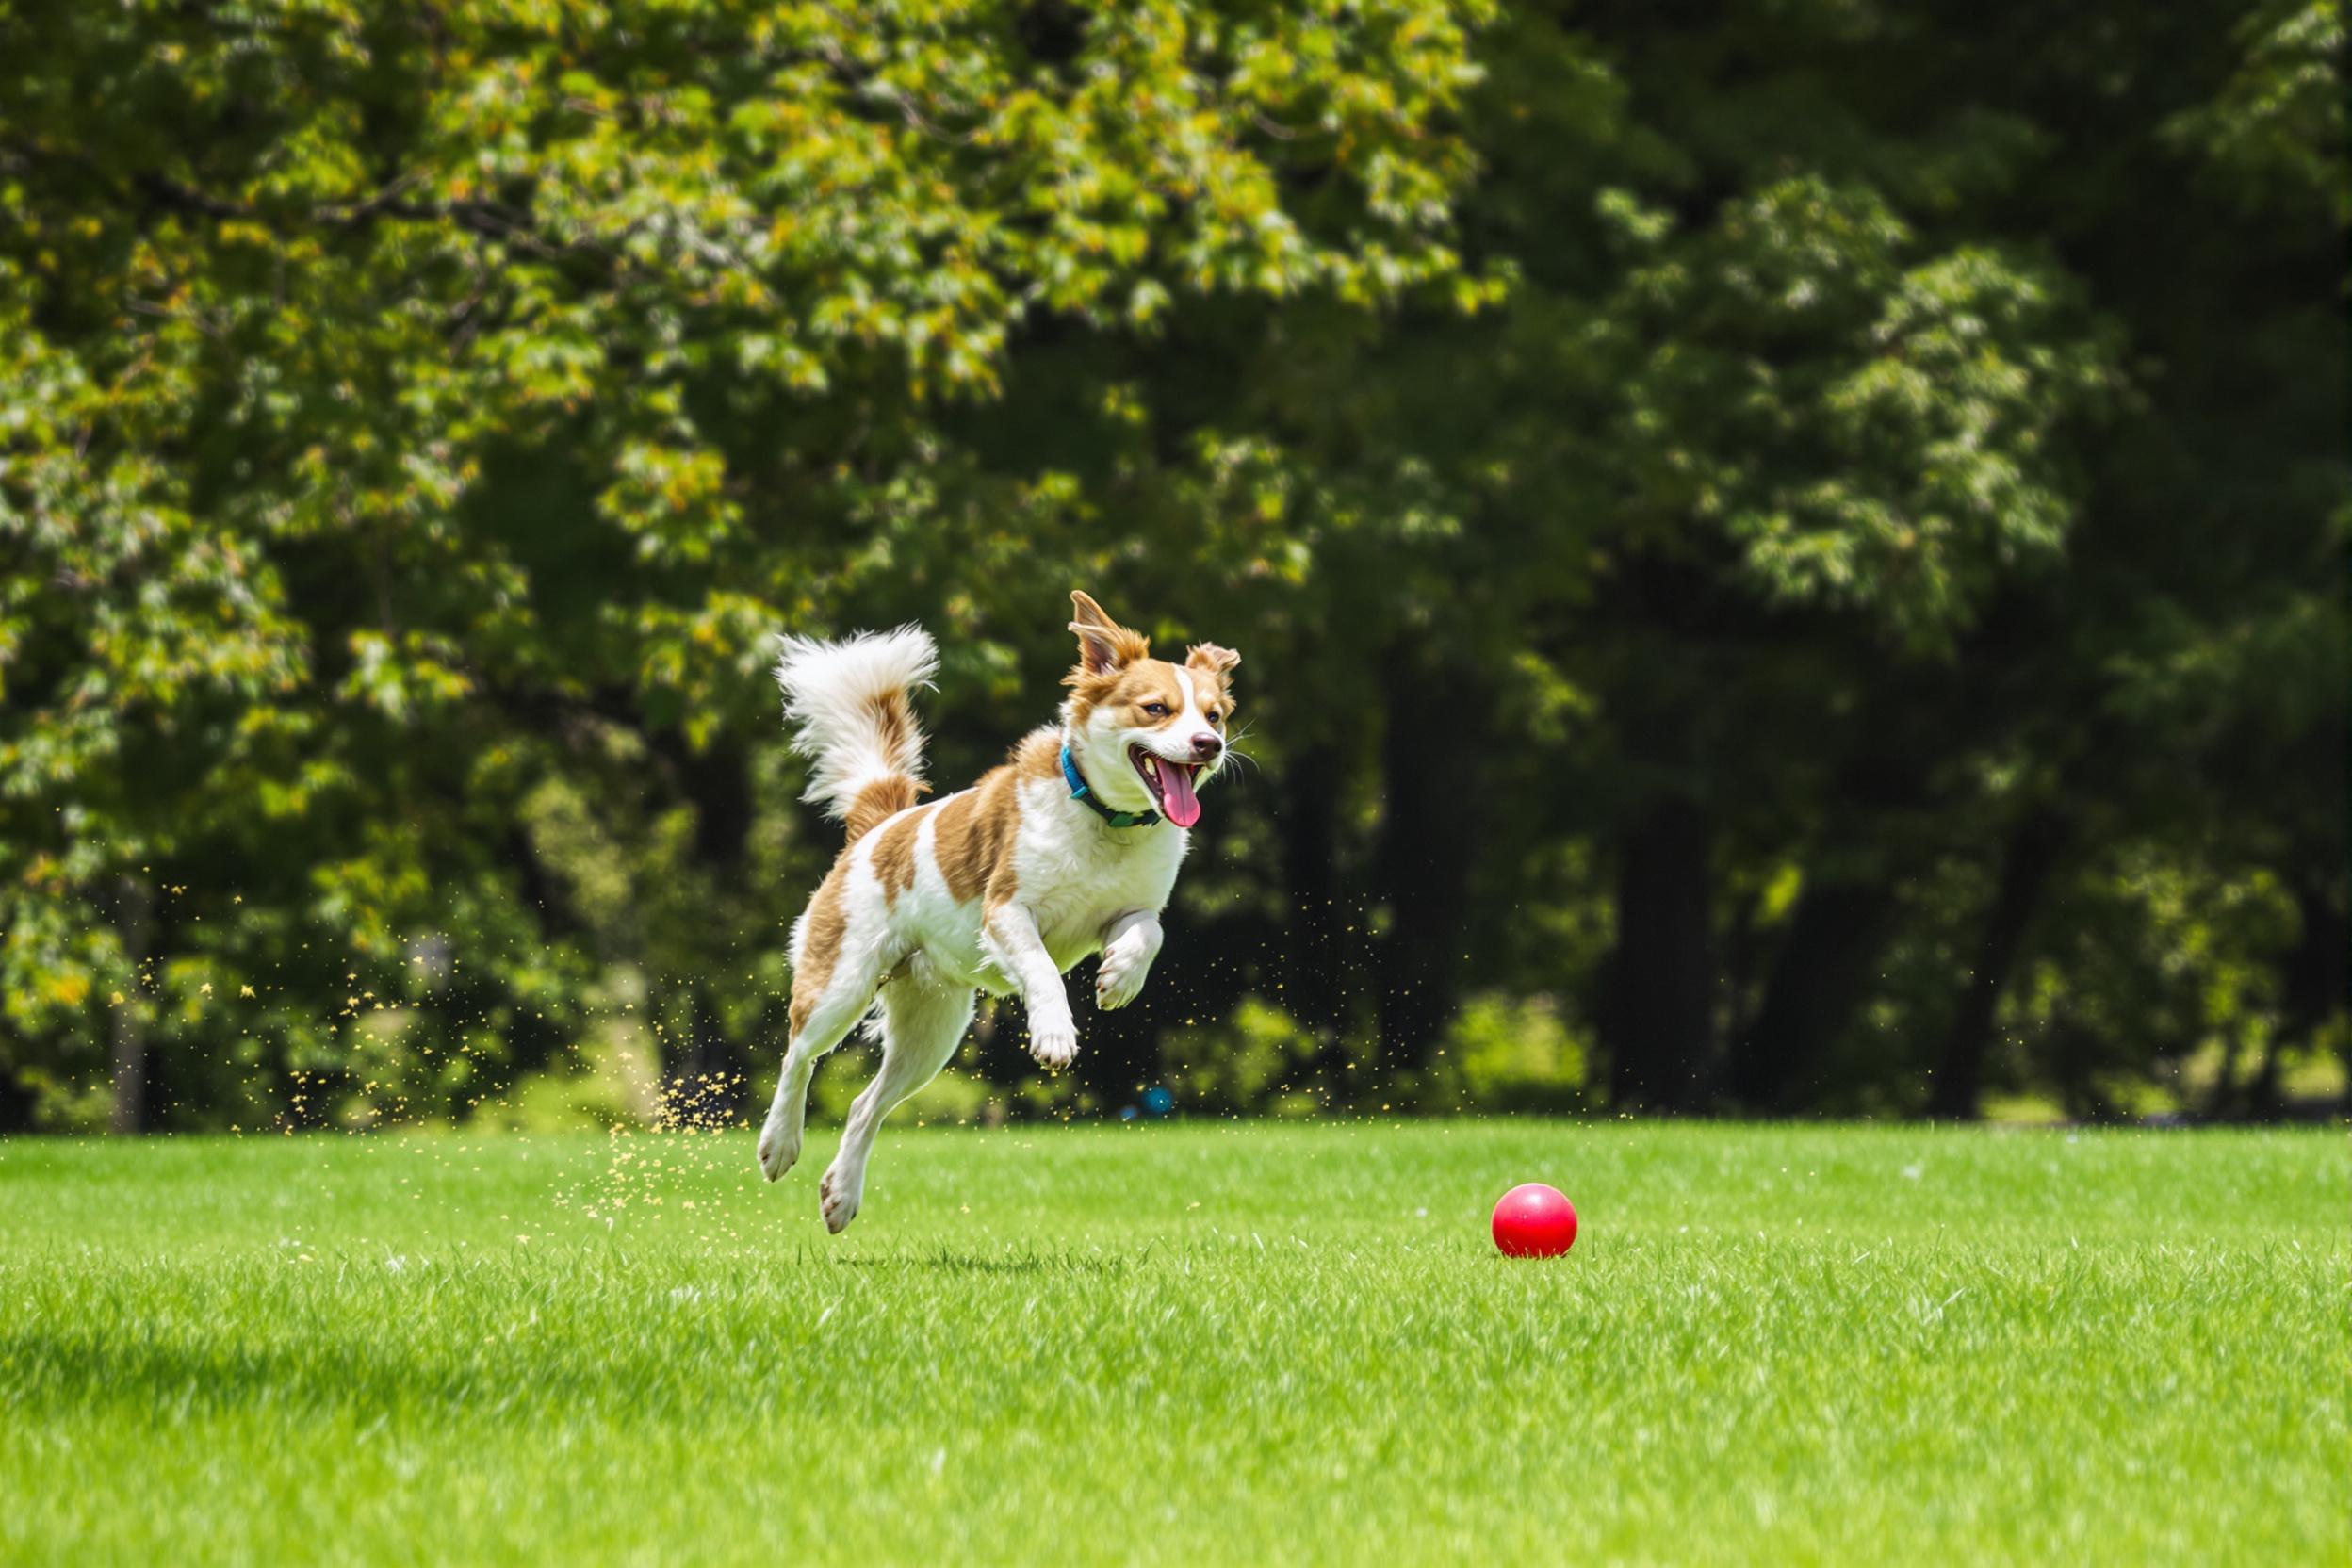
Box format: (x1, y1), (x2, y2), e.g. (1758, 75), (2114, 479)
(1, 1123), (2341, 1564)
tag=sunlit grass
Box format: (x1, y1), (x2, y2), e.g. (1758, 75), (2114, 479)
(2, 1122), (2342, 1564)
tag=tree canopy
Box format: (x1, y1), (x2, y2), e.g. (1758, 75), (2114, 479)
(3, 0), (2342, 1131)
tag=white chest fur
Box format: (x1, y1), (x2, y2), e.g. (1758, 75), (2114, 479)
(1011, 776), (1188, 972)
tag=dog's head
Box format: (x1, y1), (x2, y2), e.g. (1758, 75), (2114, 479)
(1060, 590), (1241, 829)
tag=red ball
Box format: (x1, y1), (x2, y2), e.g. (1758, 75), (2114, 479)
(1491, 1182), (1578, 1258)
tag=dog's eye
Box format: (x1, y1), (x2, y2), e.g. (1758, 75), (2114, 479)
(1208, 710), (1224, 726)
(1140, 702), (1169, 717)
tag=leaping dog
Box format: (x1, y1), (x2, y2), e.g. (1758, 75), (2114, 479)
(756, 591), (1241, 1231)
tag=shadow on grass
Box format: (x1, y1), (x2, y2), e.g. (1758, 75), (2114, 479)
(832, 1246), (1136, 1277)
(0, 1245), (1160, 1421)
(0, 1318), (931, 1425)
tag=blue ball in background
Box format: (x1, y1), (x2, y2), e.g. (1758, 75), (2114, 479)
(1139, 1086), (1174, 1119)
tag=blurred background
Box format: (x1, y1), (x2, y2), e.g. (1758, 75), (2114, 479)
(1, 1), (2342, 1134)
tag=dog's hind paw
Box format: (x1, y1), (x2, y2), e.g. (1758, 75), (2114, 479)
(1095, 954), (1148, 1011)
(819, 1167), (860, 1233)
(756, 1125), (799, 1183)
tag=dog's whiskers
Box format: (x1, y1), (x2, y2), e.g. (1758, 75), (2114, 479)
(1218, 722), (1264, 779)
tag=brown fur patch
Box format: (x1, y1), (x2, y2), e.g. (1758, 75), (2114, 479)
(1012, 729), (1062, 778)
(1068, 590), (1152, 680)
(1186, 643), (1240, 678)
(934, 764), (1025, 909)
(1186, 644), (1239, 720)
(844, 775), (923, 842)
(1061, 666), (1119, 727)
(868, 692), (911, 766)
(1071, 660), (1211, 731)
(870, 803), (926, 902)
(790, 870), (849, 1035)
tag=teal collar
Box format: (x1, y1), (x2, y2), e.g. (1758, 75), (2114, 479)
(1061, 743), (1159, 828)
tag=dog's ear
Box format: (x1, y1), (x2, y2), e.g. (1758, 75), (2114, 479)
(1186, 643), (1240, 679)
(1069, 591), (1151, 677)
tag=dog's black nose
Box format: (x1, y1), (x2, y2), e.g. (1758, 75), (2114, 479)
(1189, 731), (1222, 761)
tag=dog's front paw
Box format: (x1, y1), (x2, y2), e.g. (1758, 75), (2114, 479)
(1028, 1018), (1079, 1070)
(1095, 949), (1149, 1012)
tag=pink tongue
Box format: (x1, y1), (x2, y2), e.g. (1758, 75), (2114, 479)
(1155, 758), (1201, 826)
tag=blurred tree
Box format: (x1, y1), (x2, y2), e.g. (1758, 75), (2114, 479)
(0, 0), (1495, 1127)
(0, 0), (2337, 1129)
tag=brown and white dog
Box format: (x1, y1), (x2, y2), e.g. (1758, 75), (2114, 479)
(756, 591), (1241, 1231)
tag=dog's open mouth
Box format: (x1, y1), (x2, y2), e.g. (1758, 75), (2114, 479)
(1129, 744), (1203, 827)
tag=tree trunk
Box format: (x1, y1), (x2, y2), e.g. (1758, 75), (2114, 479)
(108, 874), (153, 1135)
(1369, 657), (1482, 1074)
(0, 1062), (29, 1132)
(1605, 795), (1714, 1112)
(505, 825), (583, 941)
(651, 733), (754, 869)
(1281, 738), (1347, 1032)
(1729, 877), (1899, 1112)
(2253, 872), (2350, 1119)
(1284, 737), (1376, 1100)
(1926, 811), (2067, 1119)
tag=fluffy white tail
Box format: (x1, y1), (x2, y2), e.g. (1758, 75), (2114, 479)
(773, 626), (939, 839)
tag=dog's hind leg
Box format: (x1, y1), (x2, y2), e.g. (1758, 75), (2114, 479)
(758, 877), (894, 1183)
(819, 959), (974, 1233)
(755, 992), (868, 1184)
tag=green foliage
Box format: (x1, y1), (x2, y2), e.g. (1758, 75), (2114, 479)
(1605, 177), (2115, 650)
(1168, 996), (1327, 1116)
(0, 0), (1494, 1125)
(0, 0), (2339, 1128)
(2166, 0), (2348, 220)
(1418, 991), (1590, 1112)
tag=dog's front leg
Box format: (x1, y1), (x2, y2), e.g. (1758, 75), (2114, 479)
(983, 904), (1078, 1070)
(1095, 909), (1164, 1012)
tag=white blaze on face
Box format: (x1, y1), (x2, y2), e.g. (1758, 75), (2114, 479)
(1135, 666), (1208, 826)
(1174, 668), (1204, 730)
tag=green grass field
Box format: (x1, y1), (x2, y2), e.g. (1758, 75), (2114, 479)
(2, 1121), (2342, 1564)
